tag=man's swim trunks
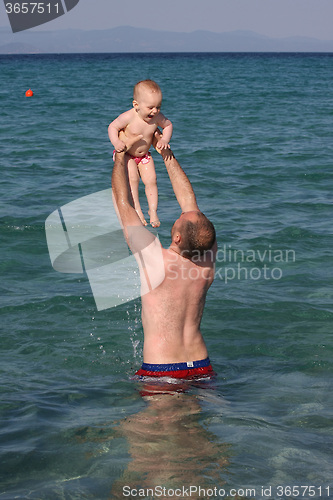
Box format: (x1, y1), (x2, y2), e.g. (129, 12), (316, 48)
(113, 150), (151, 165)
(135, 357), (215, 379)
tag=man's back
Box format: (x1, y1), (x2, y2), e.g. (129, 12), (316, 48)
(141, 246), (216, 364)
(112, 140), (217, 378)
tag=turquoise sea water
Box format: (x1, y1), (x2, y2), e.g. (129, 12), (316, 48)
(1, 53), (333, 499)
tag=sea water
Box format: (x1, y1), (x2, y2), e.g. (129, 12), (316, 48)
(0, 52), (332, 499)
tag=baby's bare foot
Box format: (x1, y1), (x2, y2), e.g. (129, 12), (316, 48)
(149, 211), (160, 228)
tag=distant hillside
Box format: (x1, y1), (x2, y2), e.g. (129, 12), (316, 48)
(0, 42), (42, 54)
(1, 26), (333, 54)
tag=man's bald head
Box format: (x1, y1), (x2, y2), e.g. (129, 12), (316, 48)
(172, 211), (216, 259)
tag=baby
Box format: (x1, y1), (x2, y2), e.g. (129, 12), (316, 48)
(108, 80), (173, 227)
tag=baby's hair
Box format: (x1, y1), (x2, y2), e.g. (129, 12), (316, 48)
(133, 80), (161, 100)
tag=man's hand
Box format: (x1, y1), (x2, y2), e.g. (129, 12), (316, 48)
(156, 137), (170, 151)
(153, 129), (173, 159)
(118, 130), (143, 154)
(114, 139), (126, 153)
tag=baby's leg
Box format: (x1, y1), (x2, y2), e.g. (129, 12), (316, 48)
(127, 157), (147, 226)
(138, 156), (160, 228)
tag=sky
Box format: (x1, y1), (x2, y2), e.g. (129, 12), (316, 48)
(1, 0), (333, 40)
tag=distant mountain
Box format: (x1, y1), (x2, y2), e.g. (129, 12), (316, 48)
(1, 26), (333, 54)
(0, 42), (42, 54)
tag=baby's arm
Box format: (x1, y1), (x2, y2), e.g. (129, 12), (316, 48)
(108, 110), (132, 152)
(156, 113), (173, 150)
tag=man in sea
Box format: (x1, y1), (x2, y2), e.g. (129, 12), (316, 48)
(112, 131), (217, 379)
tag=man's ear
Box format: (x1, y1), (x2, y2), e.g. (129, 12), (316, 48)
(173, 231), (181, 245)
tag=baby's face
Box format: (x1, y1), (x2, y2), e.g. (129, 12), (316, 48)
(134, 90), (162, 123)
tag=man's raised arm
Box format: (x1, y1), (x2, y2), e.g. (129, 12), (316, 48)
(156, 144), (199, 214)
(111, 135), (163, 287)
(111, 135), (143, 230)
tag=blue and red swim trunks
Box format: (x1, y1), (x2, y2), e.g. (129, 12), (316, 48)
(135, 357), (215, 379)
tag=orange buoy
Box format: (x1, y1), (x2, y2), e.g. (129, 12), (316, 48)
(25, 89), (33, 97)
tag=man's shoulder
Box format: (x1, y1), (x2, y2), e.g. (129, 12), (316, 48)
(132, 232), (165, 295)
(128, 226), (162, 254)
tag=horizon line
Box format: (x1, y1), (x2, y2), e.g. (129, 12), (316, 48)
(0, 25), (333, 42)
